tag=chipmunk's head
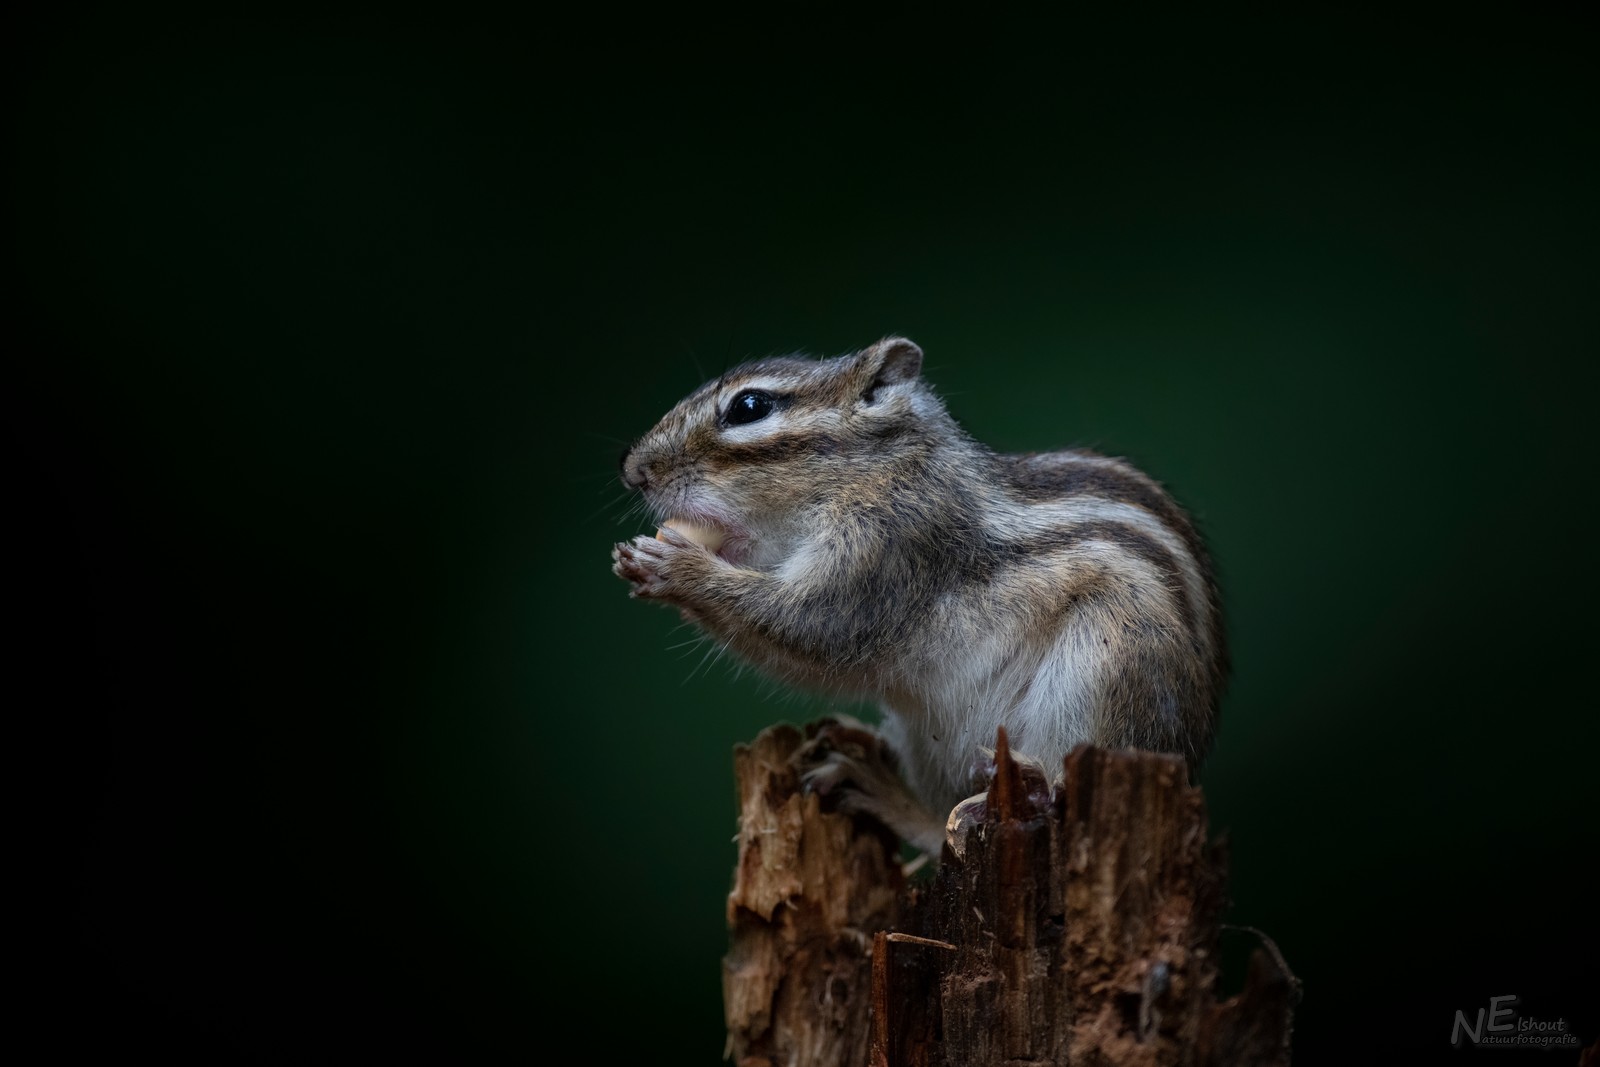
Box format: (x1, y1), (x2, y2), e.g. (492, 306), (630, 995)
(619, 337), (945, 567)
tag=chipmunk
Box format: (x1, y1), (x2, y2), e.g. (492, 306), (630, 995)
(612, 338), (1225, 854)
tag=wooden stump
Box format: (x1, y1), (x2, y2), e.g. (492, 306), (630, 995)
(723, 723), (906, 1067)
(724, 724), (1299, 1067)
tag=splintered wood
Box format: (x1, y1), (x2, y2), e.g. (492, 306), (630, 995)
(723, 723), (905, 1067)
(723, 725), (1299, 1067)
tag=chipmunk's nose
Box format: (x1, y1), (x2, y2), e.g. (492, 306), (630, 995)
(620, 444), (651, 490)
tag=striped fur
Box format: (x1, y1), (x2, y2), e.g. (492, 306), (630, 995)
(614, 337), (1225, 842)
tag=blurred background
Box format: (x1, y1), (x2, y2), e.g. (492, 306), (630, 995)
(11, 6), (1595, 1063)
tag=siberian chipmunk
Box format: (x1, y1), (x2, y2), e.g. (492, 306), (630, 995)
(612, 338), (1226, 854)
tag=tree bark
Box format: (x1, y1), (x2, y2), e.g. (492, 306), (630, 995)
(724, 724), (1299, 1067)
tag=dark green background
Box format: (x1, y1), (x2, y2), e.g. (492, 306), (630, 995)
(13, 7), (1595, 1063)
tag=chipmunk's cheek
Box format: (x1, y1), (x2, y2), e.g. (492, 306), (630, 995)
(657, 519), (727, 554)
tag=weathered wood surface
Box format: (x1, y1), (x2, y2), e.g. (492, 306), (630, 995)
(724, 724), (1299, 1066)
(723, 723), (906, 1067)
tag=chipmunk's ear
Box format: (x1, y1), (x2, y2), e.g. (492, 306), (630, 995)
(855, 336), (924, 401)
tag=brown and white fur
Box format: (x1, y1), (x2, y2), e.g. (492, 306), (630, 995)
(612, 338), (1226, 854)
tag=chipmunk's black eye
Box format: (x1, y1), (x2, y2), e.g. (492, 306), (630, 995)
(726, 390), (776, 426)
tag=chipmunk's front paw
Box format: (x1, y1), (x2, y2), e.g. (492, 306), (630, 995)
(612, 534), (672, 599)
(612, 528), (709, 603)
